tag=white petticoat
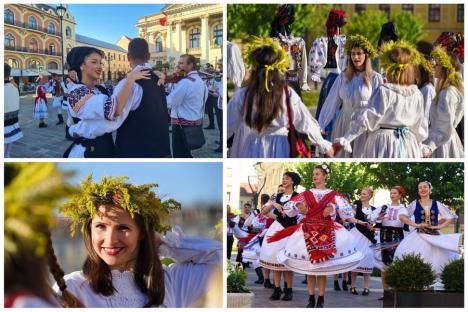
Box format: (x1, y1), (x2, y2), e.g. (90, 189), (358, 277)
(33, 98), (48, 119)
(362, 128), (422, 158)
(349, 227), (376, 274)
(4, 123), (23, 144)
(242, 234), (261, 263)
(394, 231), (461, 275)
(259, 221), (289, 271)
(277, 224), (363, 275)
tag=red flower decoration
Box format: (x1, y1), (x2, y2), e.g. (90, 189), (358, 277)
(399, 186), (405, 195)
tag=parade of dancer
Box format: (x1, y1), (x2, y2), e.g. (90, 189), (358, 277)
(260, 172), (301, 301)
(319, 35), (383, 157)
(267, 164), (364, 308)
(395, 181), (461, 275)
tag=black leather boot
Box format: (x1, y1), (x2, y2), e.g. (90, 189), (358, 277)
(316, 296), (324, 308)
(306, 295), (315, 308)
(56, 114), (64, 125)
(264, 279), (273, 288)
(269, 287), (282, 300)
(342, 280), (348, 291)
(281, 287), (293, 301)
(334, 280), (341, 291)
(254, 267), (264, 284)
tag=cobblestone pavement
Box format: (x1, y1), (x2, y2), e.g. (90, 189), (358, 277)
(10, 94), (222, 158)
(230, 254), (384, 308)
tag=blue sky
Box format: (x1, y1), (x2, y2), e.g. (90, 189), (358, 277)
(57, 162), (222, 206)
(64, 4), (165, 44)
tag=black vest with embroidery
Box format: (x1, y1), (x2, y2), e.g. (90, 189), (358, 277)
(115, 70), (171, 157)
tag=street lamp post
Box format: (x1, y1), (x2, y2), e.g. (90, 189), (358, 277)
(107, 52), (114, 82)
(56, 4), (66, 78)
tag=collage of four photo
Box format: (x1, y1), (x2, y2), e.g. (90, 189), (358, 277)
(3, 1), (465, 309)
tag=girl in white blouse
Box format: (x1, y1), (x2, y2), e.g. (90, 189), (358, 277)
(395, 181), (460, 275)
(227, 38), (332, 158)
(422, 47), (464, 158)
(319, 35), (383, 157)
(334, 41), (428, 158)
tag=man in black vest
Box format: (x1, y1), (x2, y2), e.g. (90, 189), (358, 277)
(115, 38), (171, 157)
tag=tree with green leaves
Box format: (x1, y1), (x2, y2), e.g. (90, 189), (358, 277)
(289, 162), (463, 211)
(345, 11), (425, 47)
(228, 4), (333, 42)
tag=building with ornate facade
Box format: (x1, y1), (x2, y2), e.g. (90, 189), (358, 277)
(4, 4), (75, 80)
(136, 4), (223, 68)
(340, 3), (464, 42)
(4, 4), (133, 85)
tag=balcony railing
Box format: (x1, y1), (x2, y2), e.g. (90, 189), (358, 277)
(5, 19), (62, 37)
(5, 45), (62, 56)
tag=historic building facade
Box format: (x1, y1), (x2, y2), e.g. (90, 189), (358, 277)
(5, 4), (132, 84)
(4, 4), (75, 80)
(136, 4), (223, 68)
(341, 3), (464, 42)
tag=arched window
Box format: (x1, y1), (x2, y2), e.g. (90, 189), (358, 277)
(29, 38), (39, 52)
(5, 9), (14, 24)
(48, 22), (56, 34)
(48, 62), (59, 70)
(5, 33), (15, 49)
(66, 26), (72, 38)
(28, 60), (40, 70)
(8, 59), (20, 69)
(155, 37), (163, 52)
(213, 24), (222, 46)
(189, 28), (200, 49)
(49, 43), (56, 55)
(28, 16), (38, 29)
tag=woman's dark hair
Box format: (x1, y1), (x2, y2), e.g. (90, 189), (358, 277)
(66, 47), (105, 82)
(260, 194), (270, 205)
(82, 208), (165, 307)
(416, 63), (434, 89)
(243, 45), (286, 133)
(314, 164), (331, 176)
(283, 171), (301, 188)
(270, 4), (295, 38)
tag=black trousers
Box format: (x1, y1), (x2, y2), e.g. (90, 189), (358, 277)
(215, 105), (222, 143)
(205, 95), (217, 127)
(227, 235), (234, 260)
(171, 125), (192, 158)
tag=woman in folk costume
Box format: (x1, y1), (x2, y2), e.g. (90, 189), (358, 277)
(395, 181), (461, 275)
(349, 187), (378, 296)
(63, 46), (153, 158)
(334, 41), (428, 158)
(267, 164), (363, 308)
(4, 63), (23, 158)
(259, 172), (301, 301)
(242, 194), (274, 285)
(319, 34), (383, 157)
(227, 37), (332, 158)
(368, 186), (407, 300)
(422, 46), (464, 158)
(53, 176), (221, 307)
(415, 52), (436, 128)
(33, 74), (49, 128)
(232, 203), (259, 268)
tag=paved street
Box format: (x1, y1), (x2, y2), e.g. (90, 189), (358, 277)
(10, 94), (222, 158)
(231, 253), (384, 308)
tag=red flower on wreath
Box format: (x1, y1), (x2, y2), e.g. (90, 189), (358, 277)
(398, 186), (405, 195)
(291, 44), (300, 54)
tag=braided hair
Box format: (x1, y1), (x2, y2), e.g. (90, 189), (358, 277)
(45, 229), (85, 307)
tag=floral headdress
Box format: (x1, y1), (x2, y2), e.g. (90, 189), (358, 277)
(326, 8), (347, 37)
(244, 36), (290, 92)
(317, 164), (331, 175)
(345, 34), (377, 58)
(379, 40), (421, 83)
(430, 45), (463, 89)
(60, 175), (181, 236)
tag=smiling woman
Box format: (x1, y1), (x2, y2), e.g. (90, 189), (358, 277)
(51, 175), (222, 308)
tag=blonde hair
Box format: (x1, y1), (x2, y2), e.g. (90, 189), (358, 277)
(345, 52), (373, 87)
(384, 47), (415, 86)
